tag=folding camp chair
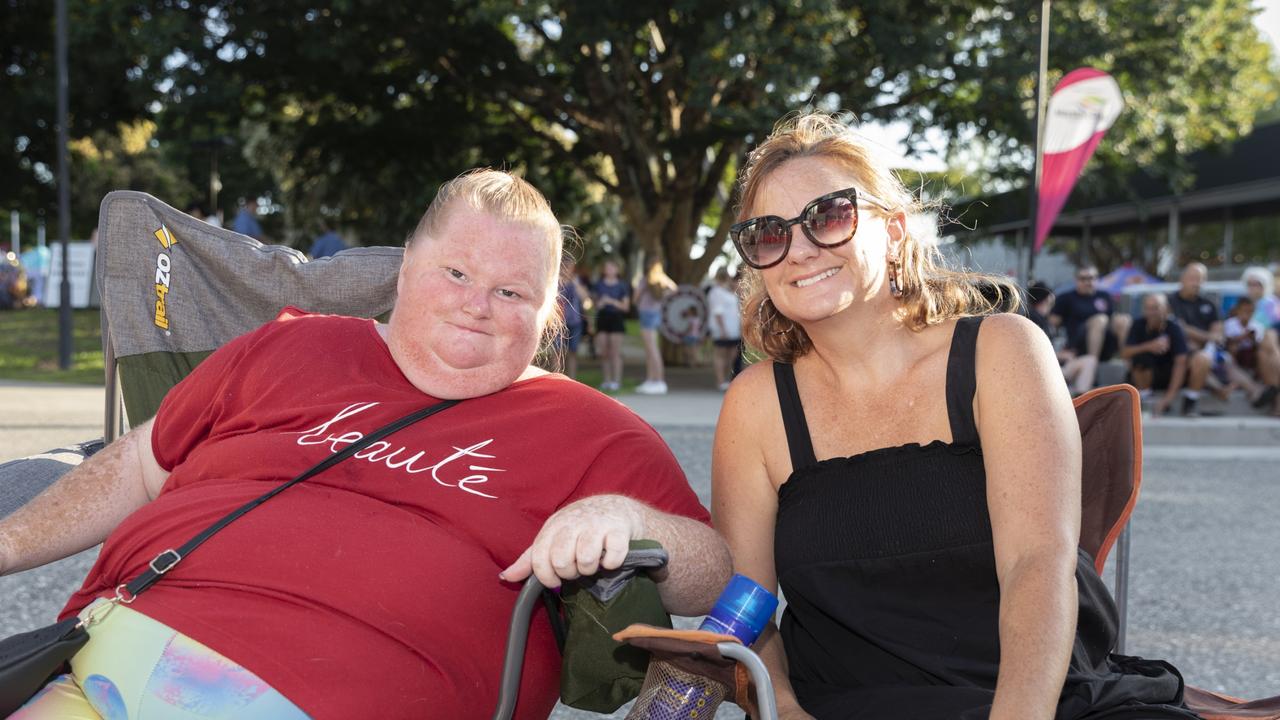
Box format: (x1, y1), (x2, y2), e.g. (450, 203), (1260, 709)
(1074, 385), (1280, 720)
(95, 190), (403, 438)
(1074, 384), (1142, 652)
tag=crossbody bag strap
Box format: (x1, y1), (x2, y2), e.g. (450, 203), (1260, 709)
(118, 399), (460, 601)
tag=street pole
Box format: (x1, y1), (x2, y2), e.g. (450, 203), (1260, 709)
(1025, 0), (1051, 284)
(9, 211), (18, 256)
(56, 0), (72, 369)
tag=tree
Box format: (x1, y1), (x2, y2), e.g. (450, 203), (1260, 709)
(441, 0), (1279, 280)
(9, 1), (1273, 273)
(0, 0), (195, 235)
(68, 120), (196, 231)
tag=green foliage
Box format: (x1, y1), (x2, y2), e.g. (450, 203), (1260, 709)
(0, 1), (176, 235)
(1, 0), (1274, 274)
(68, 120), (197, 229)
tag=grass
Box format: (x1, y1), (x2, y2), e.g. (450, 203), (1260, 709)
(571, 367), (642, 395)
(0, 312), (649, 389)
(0, 308), (105, 385)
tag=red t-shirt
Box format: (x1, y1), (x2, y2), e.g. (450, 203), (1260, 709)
(62, 309), (709, 720)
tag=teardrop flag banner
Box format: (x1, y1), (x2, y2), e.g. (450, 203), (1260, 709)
(1035, 67), (1124, 253)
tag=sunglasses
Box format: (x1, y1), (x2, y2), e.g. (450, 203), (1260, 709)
(1077, 274), (1098, 281)
(730, 187), (890, 270)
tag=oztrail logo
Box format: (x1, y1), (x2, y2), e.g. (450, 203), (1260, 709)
(153, 225), (178, 330)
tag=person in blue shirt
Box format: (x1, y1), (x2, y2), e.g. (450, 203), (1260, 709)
(592, 259), (630, 392)
(554, 263), (588, 379)
(18, 245), (50, 307)
(309, 223), (346, 259)
(231, 198), (264, 240)
(1121, 293), (1192, 416)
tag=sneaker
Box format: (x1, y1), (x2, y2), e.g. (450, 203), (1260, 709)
(1180, 396), (1199, 417)
(1252, 385), (1279, 410)
(636, 380), (667, 395)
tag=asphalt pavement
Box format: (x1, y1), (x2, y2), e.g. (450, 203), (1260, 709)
(0, 376), (1277, 718)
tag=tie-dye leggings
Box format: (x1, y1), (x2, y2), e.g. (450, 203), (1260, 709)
(13, 599), (310, 719)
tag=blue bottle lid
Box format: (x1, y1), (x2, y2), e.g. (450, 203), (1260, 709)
(698, 573), (779, 646)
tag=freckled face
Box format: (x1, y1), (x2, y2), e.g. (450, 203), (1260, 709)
(751, 156), (895, 324)
(387, 206), (555, 397)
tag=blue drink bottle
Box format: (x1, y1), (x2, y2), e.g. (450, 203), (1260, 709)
(697, 574), (779, 645)
(629, 574), (779, 719)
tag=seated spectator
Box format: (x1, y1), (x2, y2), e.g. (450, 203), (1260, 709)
(1028, 281), (1097, 395)
(1050, 264), (1130, 365)
(1226, 297), (1280, 414)
(1241, 265), (1279, 329)
(1225, 298), (1264, 370)
(1122, 293), (1203, 416)
(0, 170), (730, 719)
(1167, 262), (1219, 352)
(1255, 328), (1280, 415)
(715, 111), (1195, 720)
(1166, 261), (1254, 405)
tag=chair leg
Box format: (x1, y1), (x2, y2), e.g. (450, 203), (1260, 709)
(1115, 524), (1131, 655)
(491, 577), (547, 720)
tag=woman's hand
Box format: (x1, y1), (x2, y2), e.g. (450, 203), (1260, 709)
(499, 495), (646, 588)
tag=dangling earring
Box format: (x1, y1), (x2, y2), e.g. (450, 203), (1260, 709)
(887, 256), (904, 299)
(757, 297), (796, 336)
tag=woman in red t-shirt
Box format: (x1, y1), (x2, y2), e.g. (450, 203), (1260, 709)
(1, 170), (729, 720)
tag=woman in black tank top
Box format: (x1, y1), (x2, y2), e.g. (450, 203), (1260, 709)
(713, 113), (1197, 720)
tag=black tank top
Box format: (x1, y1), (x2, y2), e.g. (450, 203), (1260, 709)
(772, 315), (1198, 720)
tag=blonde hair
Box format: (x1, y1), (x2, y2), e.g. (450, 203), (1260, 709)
(643, 257), (677, 301)
(409, 168), (567, 352)
(735, 112), (1020, 363)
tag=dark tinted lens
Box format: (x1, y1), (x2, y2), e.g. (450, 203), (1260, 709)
(753, 219), (789, 266)
(734, 218), (788, 268)
(805, 196), (855, 245)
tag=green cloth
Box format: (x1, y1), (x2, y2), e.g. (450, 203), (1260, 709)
(117, 350), (213, 424)
(558, 539), (672, 712)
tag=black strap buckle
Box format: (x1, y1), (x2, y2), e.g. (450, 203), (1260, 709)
(148, 548), (183, 575)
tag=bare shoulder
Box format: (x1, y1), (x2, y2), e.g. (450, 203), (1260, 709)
(719, 361), (777, 424)
(977, 311), (1049, 352)
(715, 360), (781, 459)
(727, 359), (776, 396)
(973, 312), (1073, 427)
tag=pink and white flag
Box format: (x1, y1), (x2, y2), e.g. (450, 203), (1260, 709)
(1035, 68), (1124, 252)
